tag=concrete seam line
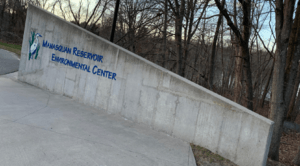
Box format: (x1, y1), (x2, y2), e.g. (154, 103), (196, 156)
(171, 96), (179, 137)
(216, 108), (225, 154)
(233, 113), (244, 162)
(192, 102), (201, 144)
(114, 49), (119, 70)
(13, 94), (51, 122)
(188, 145), (191, 166)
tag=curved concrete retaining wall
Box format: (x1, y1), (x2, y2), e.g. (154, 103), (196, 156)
(19, 4), (274, 166)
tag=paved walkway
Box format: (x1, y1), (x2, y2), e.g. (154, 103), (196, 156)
(0, 49), (19, 75)
(0, 72), (196, 166)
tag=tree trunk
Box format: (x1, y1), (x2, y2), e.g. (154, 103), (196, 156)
(291, 91), (300, 122)
(269, 37), (287, 161)
(174, 0), (185, 77)
(240, 0), (253, 110)
(232, 0), (241, 103)
(293, 146), (300, 165)
(242, 45), (254, 110)
(209, 0), (224, 90)
(163, 0), (167, 68)
(287, 64), (300, 121)
(284, 2), (300, 118)
(269, 0), (296, 160)
(259, 61), (274, 108)
(221, 18), (225, 95)
(0, 0), (6, 31)
(182, 0), (191, 78)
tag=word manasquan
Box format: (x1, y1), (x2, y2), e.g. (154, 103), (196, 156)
(42, 40), (103, 63)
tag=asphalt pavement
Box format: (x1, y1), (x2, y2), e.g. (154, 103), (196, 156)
(0, 49), (19, 75)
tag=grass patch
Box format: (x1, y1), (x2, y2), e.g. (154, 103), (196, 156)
(0, 41), (22, 57)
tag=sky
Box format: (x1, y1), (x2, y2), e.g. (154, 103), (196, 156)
(41, 0), (276, 50)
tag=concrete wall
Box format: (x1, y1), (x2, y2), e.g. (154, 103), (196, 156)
(19, 4), (274, 166)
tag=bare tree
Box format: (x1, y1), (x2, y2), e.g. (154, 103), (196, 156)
(215, 0), (254, 110)
(116, 0), (161, 54)
(268, 0), (296, 160)
(209, 0), (224, 90)
(167, 0), (185, 76)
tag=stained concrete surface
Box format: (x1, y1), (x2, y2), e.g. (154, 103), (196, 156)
(0, 49), (19, 75)
(0, 72), (196, 166)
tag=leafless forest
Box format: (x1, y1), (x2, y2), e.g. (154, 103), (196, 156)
(1, 0), (300, 164)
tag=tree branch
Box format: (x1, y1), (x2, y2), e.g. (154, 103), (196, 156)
(214, 0), (244, 44)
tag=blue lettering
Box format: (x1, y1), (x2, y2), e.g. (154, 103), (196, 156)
(61, 47), (65, 52)
(87, 66), (91, 72)
(70, 61), (74, 67)
(78, 50), (82, 57)
(105, 71), (109, 77)
(64, 59), (69, 65)
(73, 47), (77, 55)
(98, 55), (103, 63)
(47, 53), (115, 80)
(49, 43), (55, 49)
(75, 62), (79, 69)
(97, 69), (101, 76)
(67, 48), (71, 54)
(55, 56), (60, 62)
(80, 51), (84, 57)
(60, 58), (65, 63)
(59, 46), (63, 52)
(93, 54), (97, 61)
(108, 72), (112, 79)
(42, 40), (48, 47)
(55, 45), (59, 50)
(101, 69), (105, 76)
(51, 54), (55, 61)
(88, 53), (92, 59)
(80, 64), (85, 70)
(92, 65), (98, 74)
(112, 73), (117, 80)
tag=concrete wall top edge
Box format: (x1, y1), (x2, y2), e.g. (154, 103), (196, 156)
(28, 4), (274, 126)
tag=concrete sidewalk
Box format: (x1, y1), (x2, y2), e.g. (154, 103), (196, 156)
(0, 72), (196, 166)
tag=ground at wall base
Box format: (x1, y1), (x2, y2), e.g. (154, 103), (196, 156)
(191, 142), (294, 166)
(191, 143), (238, 166)
(256, 106), (300, 166)
(266, 159), (286, 166)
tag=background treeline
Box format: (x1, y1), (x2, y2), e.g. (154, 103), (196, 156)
(0, 0), (298, 163)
